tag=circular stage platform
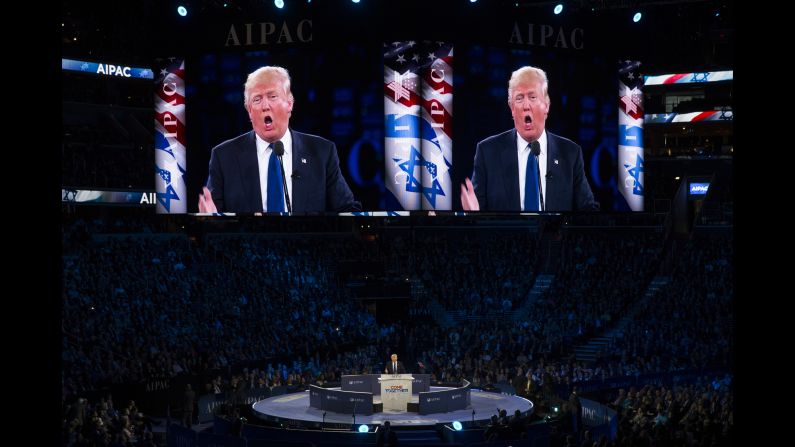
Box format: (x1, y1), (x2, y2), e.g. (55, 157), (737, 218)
(252, 387), (534, 427)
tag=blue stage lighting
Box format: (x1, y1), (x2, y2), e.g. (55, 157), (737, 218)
(275, 0), (284, 9)
(452, 421), (463, 431)
(177, 6), (187, 16)
(554, 4), (563, 15)
(633, 12), (642, 22)
(358, 424), (369, 433)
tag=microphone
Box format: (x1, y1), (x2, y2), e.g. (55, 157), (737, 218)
(273, 141), (292, 213)
(530, 141), (544, 212)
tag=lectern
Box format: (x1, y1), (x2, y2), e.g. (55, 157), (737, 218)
(379, 374), (414, 411)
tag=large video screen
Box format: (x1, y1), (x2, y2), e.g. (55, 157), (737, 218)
(63, 1), (732, 215)
(182, 41), (619, 214)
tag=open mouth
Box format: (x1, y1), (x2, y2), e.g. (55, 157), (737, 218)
(523, 115), (532, 129)
(264, 115), (274, 130)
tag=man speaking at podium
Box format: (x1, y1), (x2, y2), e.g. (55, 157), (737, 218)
(460, 65), (598, 212)
(384, 353), (406, 374)
(198, 65), (360, 213)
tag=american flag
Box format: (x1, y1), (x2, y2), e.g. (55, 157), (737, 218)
(154, 59), (187, 213)
(384, 41), (453, 210)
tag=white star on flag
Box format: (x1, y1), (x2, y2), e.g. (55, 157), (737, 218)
(412, 54), (420, 62)
(396, 54), (406, 64)
(426, 52), (436, 60)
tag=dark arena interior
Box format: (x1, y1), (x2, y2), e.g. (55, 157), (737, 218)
(61, 1), (735, 446)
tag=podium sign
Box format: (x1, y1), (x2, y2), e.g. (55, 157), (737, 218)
(379, 374), (414, 411)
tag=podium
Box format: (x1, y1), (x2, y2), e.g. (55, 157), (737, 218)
(379, 374), (414, 411)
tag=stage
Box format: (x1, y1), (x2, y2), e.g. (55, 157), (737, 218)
(252, 386), (534, 427)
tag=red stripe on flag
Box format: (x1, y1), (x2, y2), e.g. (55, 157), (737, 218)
(690, 111), (717, 122)
(421, 98), (453, 138)
(663, 73), (688, 84)
(155, 112), (187, 147)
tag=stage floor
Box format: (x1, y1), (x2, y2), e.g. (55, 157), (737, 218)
(252, 387), (534, 427)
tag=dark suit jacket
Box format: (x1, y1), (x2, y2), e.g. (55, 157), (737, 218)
(385, 361), (406, 374)
(471, 129), (598, 212)
(206, 129), (361, 213)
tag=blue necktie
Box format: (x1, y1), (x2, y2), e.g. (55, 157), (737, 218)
(524, 143), (540, 211)
(267, 145), (285, 212)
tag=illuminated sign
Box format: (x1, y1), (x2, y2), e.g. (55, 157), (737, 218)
(62, 58), (154, 79)
(689, 183), (710, 195)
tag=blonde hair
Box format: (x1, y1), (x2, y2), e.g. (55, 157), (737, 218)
(507, 66), (549, 104)
(244, 66), (294, 107)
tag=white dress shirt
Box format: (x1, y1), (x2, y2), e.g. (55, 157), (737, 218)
(517, 130), (548, 211)
(256, 130), (293, 212)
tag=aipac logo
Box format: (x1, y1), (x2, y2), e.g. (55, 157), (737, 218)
(689, 183), (709, 195)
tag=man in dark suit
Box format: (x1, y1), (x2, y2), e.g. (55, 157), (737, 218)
(198, 65), (360, 213)
(460, 65), (598, 212)
(384, 353), (406, 374)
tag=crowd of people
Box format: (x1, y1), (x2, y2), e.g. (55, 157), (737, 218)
(62, 220), (733, 446)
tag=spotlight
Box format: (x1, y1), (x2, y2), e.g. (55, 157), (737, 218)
(633, 12), (642, 23)
(275, 0), (284, 8)
(452, 421), (463, 431)
(554, 4), (563, 15)
(470, 0), (477, 3)
(358, 424), (369, 433)
(552, 406), (560, 413)
(352, 0), (361, 3)
(177, 6), (187, 16)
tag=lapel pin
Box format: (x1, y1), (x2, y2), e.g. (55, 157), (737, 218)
(554, 159), (559, 165)
(301, 158), (307, 164)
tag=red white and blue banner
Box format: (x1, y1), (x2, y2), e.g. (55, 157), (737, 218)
(384, 41), (453, 211)
(645, 108), (733, 124)
(154, 58), (187, 213)
(643, 70), (732, 86)
(421, 43), (453, 210)
(618, 60), (644, 212)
